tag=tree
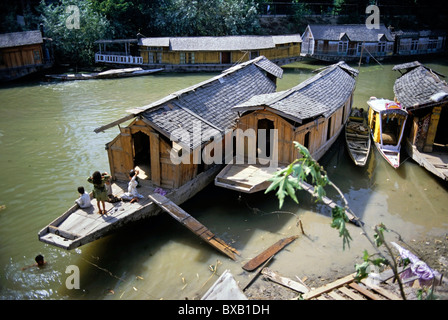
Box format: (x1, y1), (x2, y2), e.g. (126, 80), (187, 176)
(39, 0), (111, 67)
(152, 0), (261, 36)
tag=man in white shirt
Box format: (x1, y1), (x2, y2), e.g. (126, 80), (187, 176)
(75, 186), (92, 208)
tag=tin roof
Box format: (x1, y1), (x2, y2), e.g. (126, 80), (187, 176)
(139, 34), (302, 51)
(232, 61), (358, 123)
(0, 30), (43, 48)
(137, 56), (283, 149)
(393, 61), (448, 110)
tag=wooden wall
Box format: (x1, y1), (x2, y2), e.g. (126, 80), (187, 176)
(0, 44), (43, 69)
(139, 42), (301, 65)
(236, 97), (351, 163)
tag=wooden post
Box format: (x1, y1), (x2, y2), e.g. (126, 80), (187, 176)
(149, 131), (160, 186)
(423, 106), (442, 152)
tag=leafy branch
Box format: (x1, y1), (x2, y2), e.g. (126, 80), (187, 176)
(265, 142), (407, 299)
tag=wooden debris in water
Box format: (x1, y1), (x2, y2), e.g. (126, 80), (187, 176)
(242, 235), (298, 271)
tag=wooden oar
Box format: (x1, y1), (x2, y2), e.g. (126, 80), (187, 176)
(242, 235), (298, 271)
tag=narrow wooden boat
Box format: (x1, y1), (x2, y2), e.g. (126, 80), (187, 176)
(45, 67), (163, 81)
(345, 108), (371, 166)
(367, 97), (408, 169)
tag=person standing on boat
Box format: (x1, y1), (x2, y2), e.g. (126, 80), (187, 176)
(87, 171), (110, 215)
(75, 186), (92, 209)
(120, 169), (143, 202)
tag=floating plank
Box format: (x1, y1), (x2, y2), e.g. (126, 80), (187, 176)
(261, 268), (309, 294)
(242, 235), (298, 271)
(149, 193), (239, 260)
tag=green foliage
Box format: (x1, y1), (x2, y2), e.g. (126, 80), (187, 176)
(266, 142), (352, 249)
(354, 249), (389, 282)
(152, 0), (261, 36)
(39, 0), (111, 66)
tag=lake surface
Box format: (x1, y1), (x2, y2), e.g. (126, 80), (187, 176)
(1, 57), (447, 300)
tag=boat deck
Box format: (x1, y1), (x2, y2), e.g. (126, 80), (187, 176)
(214, 162), (285, 193)
(38, 164), (223, 250)
(406, 141), (448, 180)
(38, 180), (162, 249)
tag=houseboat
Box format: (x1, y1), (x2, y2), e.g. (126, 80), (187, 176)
(38, 56), (284, 251)
(95, 34), (302, 72)
(215, 61), (359, 193)
(393, 30), (446, 56)
(0, 30), (53, 82)
(393, 61), (448, 180)
(367, 97), (408, 169)
(301, 24), (394, 62)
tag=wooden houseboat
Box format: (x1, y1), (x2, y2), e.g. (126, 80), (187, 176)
(95, 34), (302, 72)
(38, 56), (283, 253)
(393, 30), (446, 56)
(0, 30), (53, 82)
(301, 24), (394, 62)
(393, 61), (448, 180)
(367, 98), (408, 169)
(215, 61), (359, 193)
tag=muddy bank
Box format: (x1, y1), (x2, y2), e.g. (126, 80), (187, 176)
(243, 234), (448, 300)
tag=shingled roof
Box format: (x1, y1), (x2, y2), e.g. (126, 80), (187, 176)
(232, 61), (358, 124)
(306, 24), (393, 42)
(393, 61), (448, 110)
(135, 56), (283, 149)
(139, 34), (302, 51)
(0, 30), (43, 48)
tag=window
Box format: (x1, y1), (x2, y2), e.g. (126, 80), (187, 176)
(180, 52), (195, 64)
(411, 40), (418, 51)
(148, 52), (162, 63)
(378, 42), (386, 53)
(33, 50), (41, 62)
(338, 41), (348, 53)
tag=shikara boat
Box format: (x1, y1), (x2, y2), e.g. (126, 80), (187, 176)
(45, 67), (163, 81)
(345, 108), (371, 166)
(367, 97), (408, 169)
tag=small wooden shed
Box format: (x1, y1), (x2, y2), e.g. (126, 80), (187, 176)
(393, 61), (448, 180)
(95, 56), (284, 189)
(0, 30), (52, 81)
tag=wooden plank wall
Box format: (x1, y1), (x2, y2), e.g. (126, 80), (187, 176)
(139, 42), (301, 65)
(0, 44), (43, 69)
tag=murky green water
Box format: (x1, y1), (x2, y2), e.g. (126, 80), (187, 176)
(1, 57), (447, 300)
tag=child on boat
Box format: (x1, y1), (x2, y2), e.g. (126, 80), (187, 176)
(87, 171), (111, 215)
(121, 169), (144, 202)
(75, 186), (92, 209)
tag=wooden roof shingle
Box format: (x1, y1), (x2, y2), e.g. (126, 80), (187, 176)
(232, 61), (358, 124)
(393, 62), (448, 110)
(0, 30), (43, 48)
(306, 24), (394, 42)
(138, 56), (283, 149)
(139, 34), (302, 51)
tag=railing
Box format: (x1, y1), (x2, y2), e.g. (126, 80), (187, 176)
(95, 53), (143, 65)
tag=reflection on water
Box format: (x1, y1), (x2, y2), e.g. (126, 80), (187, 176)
(0, 58), (447, 300)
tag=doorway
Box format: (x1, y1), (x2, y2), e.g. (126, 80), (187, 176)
(132, 131), (151, 179)
(257, 118), (275, 159)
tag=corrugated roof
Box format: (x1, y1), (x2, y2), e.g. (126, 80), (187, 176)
(306, 24), (394, 42)
(138, 56), (282, 149)
(233, 61), (358, 123)
(0, 30), (43, 48)
(393, 62), (448, 110)
(138, 34), (302, 51)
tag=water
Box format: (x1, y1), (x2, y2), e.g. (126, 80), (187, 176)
(1, 58), (447, 300)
